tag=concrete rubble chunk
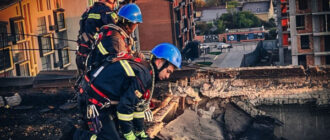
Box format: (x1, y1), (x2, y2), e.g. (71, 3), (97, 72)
(159, 109), (224, 140)
(224, 103), (252, 136)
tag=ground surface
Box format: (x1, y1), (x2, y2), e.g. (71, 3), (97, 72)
(0, 88), (79, 140)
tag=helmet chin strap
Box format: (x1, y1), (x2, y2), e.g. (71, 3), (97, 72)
(151, 58), (169, 82)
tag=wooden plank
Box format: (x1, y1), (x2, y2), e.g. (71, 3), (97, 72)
(152, 95), (173, 115)
(153, 97), (180, 123)
(146, 122), (164, 139)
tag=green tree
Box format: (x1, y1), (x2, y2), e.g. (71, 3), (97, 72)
(196, 22), (213, 35)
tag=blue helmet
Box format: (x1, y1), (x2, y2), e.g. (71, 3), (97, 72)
(151, 43), (182, 69)
(118, 3), (142, 23)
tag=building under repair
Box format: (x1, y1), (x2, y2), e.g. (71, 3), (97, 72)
(0, 65), (330, 140)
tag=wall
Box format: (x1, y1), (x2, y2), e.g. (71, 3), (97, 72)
(62, 0), (87, 70)
(137, 0), (173, 51)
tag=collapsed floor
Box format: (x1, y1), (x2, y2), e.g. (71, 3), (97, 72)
(0, 65), (330, 140)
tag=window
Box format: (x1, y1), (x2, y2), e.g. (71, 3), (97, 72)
(37, 0), (43, 12)
(296, 15), (305, 30)
(41, 55), (51, 70)
(0, 22), (9, 48)
(298, 55), (307, 67)
(61, 48), (70, 66)
(38, 34), (53, 55)
(55, 0), (62, 9)
(56, 31), (68, 49)
(57, 12), (65, 30)
(15, 62), (30, 76)
(37, 16), (47, 34)
(298, 0), (308, 10)
(325, 35), (330, 51)
(322, 0), (330, 11)
(300, 35), (310, 49)
(0, 47), (13, 72)
(46, 0), (51, 10)
(10, 19), (25, 43)
(176, 9), (181, 21)
(14, 42), (29, 63)
(326, 56), (330, 65)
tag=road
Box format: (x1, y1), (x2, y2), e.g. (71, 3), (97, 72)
(192, 42), (258, 68)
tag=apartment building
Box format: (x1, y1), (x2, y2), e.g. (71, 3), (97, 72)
(0, 0), (71, 77)
(137, 0), (196, 51)
(288, 0), (330, 66)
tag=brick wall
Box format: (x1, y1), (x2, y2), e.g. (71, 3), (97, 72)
(297, 35), (313, 53)
(296, 14), (313, 34)
(137, 0), (173, 51)
(306, 54), (315, 65)
(295, 0), (312, 14)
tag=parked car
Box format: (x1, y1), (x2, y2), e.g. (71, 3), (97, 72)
(199, 44), (209, 49)
(216, 43), (232, 49)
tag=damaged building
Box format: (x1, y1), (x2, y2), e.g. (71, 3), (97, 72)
(0, 65), (330, 139)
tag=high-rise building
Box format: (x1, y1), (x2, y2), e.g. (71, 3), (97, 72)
(288, 0), (330, 66)
(136, 0), (196, 51)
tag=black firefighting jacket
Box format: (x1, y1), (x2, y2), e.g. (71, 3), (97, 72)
(87, 60), (152, 134)
(77, 2), (118, 57)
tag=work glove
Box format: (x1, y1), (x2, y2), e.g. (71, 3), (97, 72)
(135, 131), (150, 140)
(144, 108), (153, 122)
(124, 131), (136, 140)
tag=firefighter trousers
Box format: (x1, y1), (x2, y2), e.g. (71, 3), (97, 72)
(74, 93), (121, 140)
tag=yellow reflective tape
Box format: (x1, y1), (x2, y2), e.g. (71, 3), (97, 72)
(110, 13), (118, 22)
(97, 42), (109, 55)
(133, 111), (145, 119)
(90, 134), (97, 140)
(120, 60), (135, 77)
(88, 13), (101, 19)
(93, 33), (99, 40)
(117, 112), (134, 121)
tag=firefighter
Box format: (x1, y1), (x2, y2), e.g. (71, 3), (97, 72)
(74, 43), (182, 140)
(86, 3), (143, 71)
(76, 0), (121, 74)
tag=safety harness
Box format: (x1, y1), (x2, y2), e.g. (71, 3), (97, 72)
(76, 3), (119, 61)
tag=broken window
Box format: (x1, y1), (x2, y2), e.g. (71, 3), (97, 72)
(298, 0), (308, 10)
(296, 15), (305, 30)
(300, 35), (310, 49)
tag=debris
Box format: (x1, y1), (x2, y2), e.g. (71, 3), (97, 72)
(59, 102), (77, 110)
(13, 106), (34, 110)
(0, 93), (22, 108)
(159, 109), (224, 140)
